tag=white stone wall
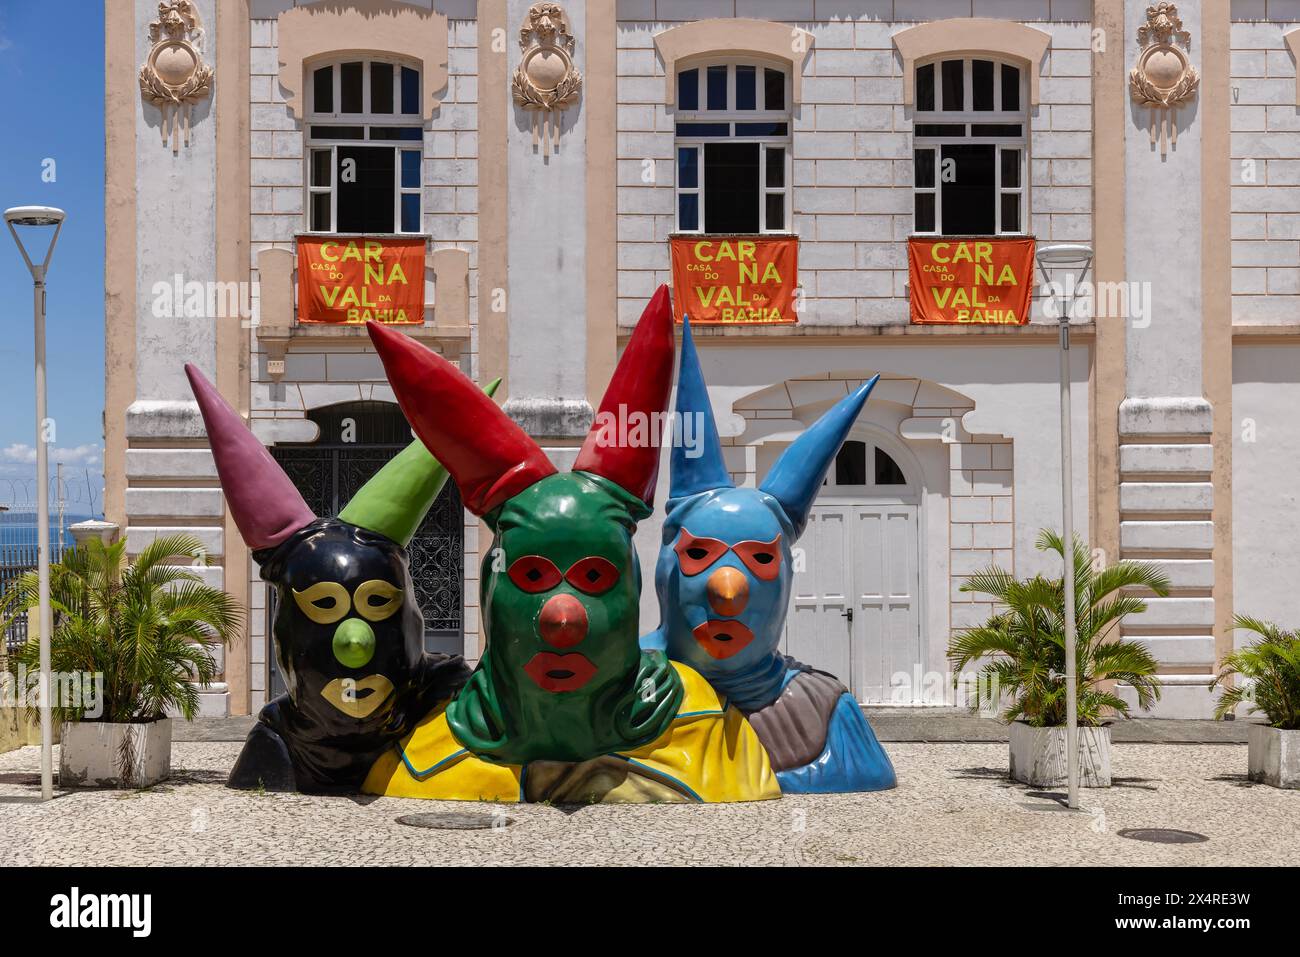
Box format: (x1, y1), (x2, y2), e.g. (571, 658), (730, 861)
(945, 436), (1016, 630)
(247, 9), (480, 342)
(244, 6), (483, 703)
(1230, 13), (1300, 324)
(615, 1), (1094, 327)
(1232, 343), (1300, 635)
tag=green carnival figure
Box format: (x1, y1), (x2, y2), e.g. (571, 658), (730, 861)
(363, 287), (780, 803)
(446, 471), (682, 765)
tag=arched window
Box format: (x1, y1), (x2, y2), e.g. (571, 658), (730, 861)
(824, 440), (908, 489)
(674, 59), (791, 234)
(305, 56), (423, 234)
(912, 56), (1027, 236)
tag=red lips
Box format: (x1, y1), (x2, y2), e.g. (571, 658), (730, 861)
(692, 619), (757, 660)
(523, 652), (598, 692)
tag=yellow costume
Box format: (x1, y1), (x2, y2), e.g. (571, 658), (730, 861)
(363, 662), (780, 803)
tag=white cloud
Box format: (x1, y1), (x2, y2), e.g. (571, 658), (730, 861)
(1, 443), (102, 467)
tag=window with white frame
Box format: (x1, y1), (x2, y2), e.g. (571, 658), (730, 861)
(673, 60), (791, 234)
(912, 57), (1026, 236)
(305, 57), (423, 234)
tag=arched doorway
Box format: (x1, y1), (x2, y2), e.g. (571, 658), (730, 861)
(266, 401), (464, 695)
(713, 369), (1016, 707)
(782, 428), (923, 705)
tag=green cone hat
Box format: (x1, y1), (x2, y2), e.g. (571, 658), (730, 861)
(340, 378), (501, 547)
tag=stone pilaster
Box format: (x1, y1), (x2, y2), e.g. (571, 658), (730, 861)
(124, 0), (229, 717)
(1117, 0), (1216, 717)
(501, 0), (593, 442)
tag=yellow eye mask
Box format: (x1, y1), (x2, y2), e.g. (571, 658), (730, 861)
(292, 580), (403, 624)
(354, 579), (404, 622)
(292, 581), (351, 625)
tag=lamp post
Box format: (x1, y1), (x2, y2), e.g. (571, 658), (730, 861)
(5, 205), (66, 803)
(1035, 242), (1093, 812)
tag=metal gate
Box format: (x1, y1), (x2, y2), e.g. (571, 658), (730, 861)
(265, 401), (464, 696)
(1, 505), (69, 655)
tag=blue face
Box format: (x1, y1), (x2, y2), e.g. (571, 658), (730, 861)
(655, 487), (793, 678)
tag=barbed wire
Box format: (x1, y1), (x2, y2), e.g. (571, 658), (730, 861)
(0, 470), (103, 512)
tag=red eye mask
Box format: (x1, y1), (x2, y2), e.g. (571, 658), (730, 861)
(732, 537), (782, 581)
(508, 555), (562, 593)
(508, 555), (620, 596)
(674, 528), (782, 580)
(564, 556), (619, 595)
(674, 530), (728, 576)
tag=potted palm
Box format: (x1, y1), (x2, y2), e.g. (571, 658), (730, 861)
(1212, 616), (1300, 789)
(949, 530), (1169, 788)
(1, 534), (240, 788)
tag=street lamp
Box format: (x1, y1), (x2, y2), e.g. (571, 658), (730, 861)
(5, 205), (66, 803)
(1035, 241), (1092, 812)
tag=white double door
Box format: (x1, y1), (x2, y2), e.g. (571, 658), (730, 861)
(783, 503), (921, 704)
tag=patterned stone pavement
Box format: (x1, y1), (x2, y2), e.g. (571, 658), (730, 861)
(0, 741), (1295, 866)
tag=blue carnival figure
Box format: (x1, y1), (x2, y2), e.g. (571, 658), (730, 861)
(641, 319), (896, 793)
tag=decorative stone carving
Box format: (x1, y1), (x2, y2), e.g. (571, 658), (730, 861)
(1129, 2), (1198, 158)
(138, 1), (213, 154)
(511, 3), (582, 153)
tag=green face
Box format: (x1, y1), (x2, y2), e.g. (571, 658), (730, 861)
(446, 471), (682, 764)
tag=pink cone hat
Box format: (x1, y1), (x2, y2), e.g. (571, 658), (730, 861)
(185, 364), (316, 550)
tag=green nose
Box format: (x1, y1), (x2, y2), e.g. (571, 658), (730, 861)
(332, 618), (376, 669)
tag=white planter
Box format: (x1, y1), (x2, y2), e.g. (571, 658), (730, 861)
(1008, 721), (1112, 788)
(1247, 724), (1300, 789)
(59, 719), (173, 789)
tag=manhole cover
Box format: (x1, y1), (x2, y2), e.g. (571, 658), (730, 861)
(396, 812), (512, 830)
(1117, 828), (1208, 844)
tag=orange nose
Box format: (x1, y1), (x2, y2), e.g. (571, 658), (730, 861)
(706, 565), (749, 616)
(538, 593), (589, 648)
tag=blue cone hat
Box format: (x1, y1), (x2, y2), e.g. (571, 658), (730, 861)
(758, 375), (880, 538)
(669, 317), (734, 500)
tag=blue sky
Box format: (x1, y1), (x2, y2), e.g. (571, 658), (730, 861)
(0, 6), (105, 514)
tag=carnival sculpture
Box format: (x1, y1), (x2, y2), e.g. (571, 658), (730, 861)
(190, 287), (895, 802)
(361, 287), (778, 803)
(186, 365), (472, 793)
(640, 320), (897, 793)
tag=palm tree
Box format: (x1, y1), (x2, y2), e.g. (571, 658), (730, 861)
(0, 534), (241, 723)
(948, 529), (1169, 727)
(1212, 616), (1300, 730)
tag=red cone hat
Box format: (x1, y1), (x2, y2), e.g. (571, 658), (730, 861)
(573, 284), (676, 505)
(366, 323), (557, 515)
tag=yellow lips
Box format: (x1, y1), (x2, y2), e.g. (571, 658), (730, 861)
(320, 675), (395, 719)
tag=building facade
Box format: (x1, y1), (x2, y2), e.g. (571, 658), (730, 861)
(105, 0), (1300, 719)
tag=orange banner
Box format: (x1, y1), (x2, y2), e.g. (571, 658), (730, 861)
(670, 236), (798, 325)
(908, 238), (1035, 325)
(297, 237), (425, 325)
